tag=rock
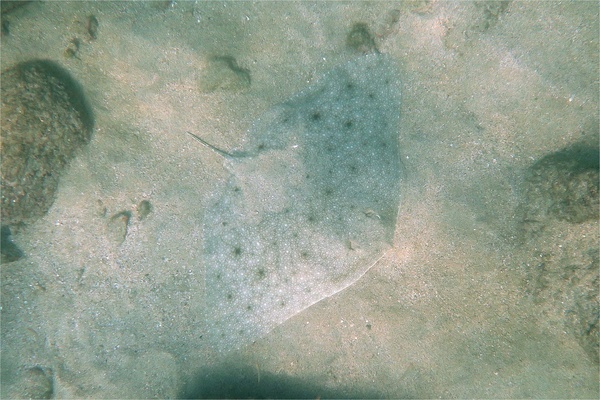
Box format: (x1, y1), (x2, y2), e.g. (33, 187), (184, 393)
(346, 23), (378, 54)
(519, 138), (599, 364)
(1, 59), (94, 226)
(521, 141), (599, 225)
(107, 211), (131, 246)
(137, 199), (152, 220)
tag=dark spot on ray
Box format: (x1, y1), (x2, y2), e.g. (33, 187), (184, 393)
(346, 82), (354, 91)
(324, 187), (334, 196)
(216, 273), (222, 280)
(233, 246), (242, 256)
(305, 173), (311, 179)
(227, 293), (233, 300)
(246, 305), (252, 311)
(368, 93), (375, 99)
(307, 215), (316, 223)
(221, 221), (228, 227)
(311, 111), (321, 121)
(256, 268), (266, 279)
(280, 301), (286, 307)
(257, 143), (265, 150)
(300, 250), (309, 259)
(344, 120), (354, 129)
(349, 164), (358, 173)
(233, 186), (241, 193)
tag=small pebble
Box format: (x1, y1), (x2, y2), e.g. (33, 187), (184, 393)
(87, 15), (99, 40)
(137, 200), (152, 220)
(107, 211), (131, 246)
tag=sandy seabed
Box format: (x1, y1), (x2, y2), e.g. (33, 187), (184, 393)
(1, 1), (598, 398)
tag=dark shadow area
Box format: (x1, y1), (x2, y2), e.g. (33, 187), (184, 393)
(0, 225), (23, 263)
(180, 362), (386, 399)
(532, 140), (599, 175)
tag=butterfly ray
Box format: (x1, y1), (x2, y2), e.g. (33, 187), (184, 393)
(202, 54), (402, 352)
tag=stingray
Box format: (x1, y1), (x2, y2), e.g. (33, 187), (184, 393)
(195, 54), (402, 352)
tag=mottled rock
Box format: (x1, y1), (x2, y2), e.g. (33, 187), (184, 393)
(521, 141), (599, 225)
(519, 138), (599, 364)
(1, 60), (94, 226)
